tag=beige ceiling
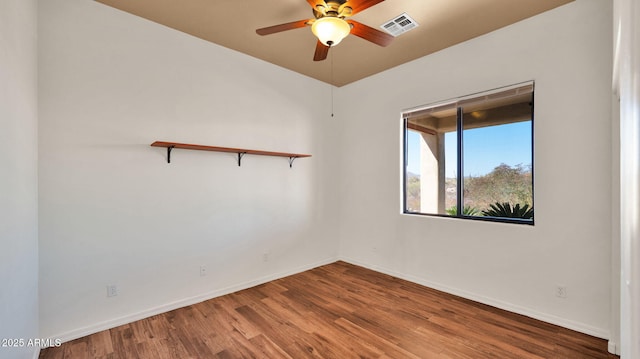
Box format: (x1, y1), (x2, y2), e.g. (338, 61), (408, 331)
(94, 0), (573, 87)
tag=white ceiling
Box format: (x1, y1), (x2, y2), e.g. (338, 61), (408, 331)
(94, 0), (573, 87)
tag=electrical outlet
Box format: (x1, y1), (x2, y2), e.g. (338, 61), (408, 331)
(199, 265), (207, 277)
(263, 252), (269, 262)
(107, 285), (118, 297)
(556, 285), (567, 298)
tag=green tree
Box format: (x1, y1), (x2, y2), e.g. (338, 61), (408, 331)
(463, 163), (532, 213)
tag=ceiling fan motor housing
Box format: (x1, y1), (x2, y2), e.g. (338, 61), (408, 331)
(314, 0), (352, 19)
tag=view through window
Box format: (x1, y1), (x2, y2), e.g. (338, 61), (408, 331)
(403, 82), (534, 224)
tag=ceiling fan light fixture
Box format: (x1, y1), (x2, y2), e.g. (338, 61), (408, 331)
(311, 17), (351, 46)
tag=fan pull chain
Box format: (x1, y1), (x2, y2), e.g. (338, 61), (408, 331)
(330, 46), (334, 117)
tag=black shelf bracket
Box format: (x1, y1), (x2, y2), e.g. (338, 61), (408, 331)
(288, 156), (298, 168)
(166, 145), (175, 163)
(237, 152), (246, 166)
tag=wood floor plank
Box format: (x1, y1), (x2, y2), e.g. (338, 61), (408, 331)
(247, 334), (294, 359)
(85, 330), (114, 358)
(334, 317), (425, 358)
(40, 261), (618, 359)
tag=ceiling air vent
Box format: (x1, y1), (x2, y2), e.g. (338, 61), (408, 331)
(380, 13), (419, 37)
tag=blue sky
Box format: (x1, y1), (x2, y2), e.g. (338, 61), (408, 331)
(406, 121), (532, 177)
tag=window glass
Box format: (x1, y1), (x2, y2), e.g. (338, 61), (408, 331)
(403, 83), (534, 224)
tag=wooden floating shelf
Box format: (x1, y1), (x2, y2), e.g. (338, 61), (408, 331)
(151, 141), (311, 167)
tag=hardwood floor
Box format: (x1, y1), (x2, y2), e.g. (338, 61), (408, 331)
(40, 261), (617, 358)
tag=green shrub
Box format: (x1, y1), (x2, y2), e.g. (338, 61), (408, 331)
(482, 202), (533, 219)
(446, 205), (480, 216)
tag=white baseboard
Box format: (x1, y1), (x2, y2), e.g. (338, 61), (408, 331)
(339, 256), (610, 340)
(608, 340), (618, 355)
(53, 256), (338, 344)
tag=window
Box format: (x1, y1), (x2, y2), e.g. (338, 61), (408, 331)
(403, 82), (534, 224)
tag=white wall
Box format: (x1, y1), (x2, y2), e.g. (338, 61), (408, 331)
(336, 0), (614, 339)
(0, 0), (40, 358)
(38, 0), (339, 340)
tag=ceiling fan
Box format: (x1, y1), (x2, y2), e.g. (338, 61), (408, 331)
(256, 0), (394, 61)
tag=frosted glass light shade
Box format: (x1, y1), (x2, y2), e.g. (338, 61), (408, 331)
(311, 17), (351, 46)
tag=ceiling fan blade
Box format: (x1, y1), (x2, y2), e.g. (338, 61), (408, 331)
(345, 0), (385, 16)
(313, 40), (330, 61)
(347, 20), (394, 46)
(256, 20), (310, 36)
